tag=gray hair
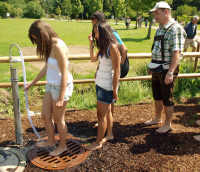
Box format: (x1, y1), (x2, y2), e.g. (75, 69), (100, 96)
(193, 15), (199, 20)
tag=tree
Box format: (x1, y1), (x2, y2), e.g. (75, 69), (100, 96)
(61, 0), (72, 17)
(40, 0), (56, 15)
(103, 0), (112, 18)
(112, 0), (126, 24)
(55, 6), (61, 16)
(7, 0), (26, 9)
(71, 0), (83, 18)
(0, 2), (11, 18)
(176, 5), (197, 17)
(87, 0), (103, 16)
(23, 1), (44, 18)
(10, 7), (23, 17)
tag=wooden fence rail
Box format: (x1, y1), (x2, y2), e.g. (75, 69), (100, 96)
(0, 73), (200, 88)
(0, 52), (200, 62)
(1, 52), (200, 88)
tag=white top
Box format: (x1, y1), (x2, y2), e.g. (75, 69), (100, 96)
(95, 55), (113, 90)
(46, 40), (73, 86)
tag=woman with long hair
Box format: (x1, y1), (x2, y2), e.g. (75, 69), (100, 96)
(25, 20), (73, 156)
(87, 22), (121, 150)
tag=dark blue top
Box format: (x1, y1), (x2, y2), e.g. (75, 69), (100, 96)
(184, 22), (197, 39)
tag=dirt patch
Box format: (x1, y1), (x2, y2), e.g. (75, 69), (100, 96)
(1, 99), (200, 171)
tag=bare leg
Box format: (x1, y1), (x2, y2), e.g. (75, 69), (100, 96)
(96, 102), (110, 143)
(145, 100), (163, 125)
(94, 102), (114, 129)
(156, 105), (173, 133)
(36, 92), (56, 147)
(49, 101), (68, 156)
(105, 103), (114, 138)
(87, 101), (110, 151)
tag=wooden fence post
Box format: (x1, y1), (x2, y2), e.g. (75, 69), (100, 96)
(194, 43), (200, 72)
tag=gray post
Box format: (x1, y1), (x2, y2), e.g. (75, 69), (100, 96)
(10, 67), (23, 145)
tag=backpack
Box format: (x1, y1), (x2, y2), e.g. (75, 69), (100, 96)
(120, 55), (129, 78)
(107, 46), (129, 78)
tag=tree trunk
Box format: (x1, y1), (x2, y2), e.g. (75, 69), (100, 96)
(135, 12), (138, 29)
(147, 19), (153, 39)
(115, 17), (118, 25)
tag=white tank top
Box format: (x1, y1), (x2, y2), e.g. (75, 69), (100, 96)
(46, 40), (73, 86)
(95, 55), (113, 90)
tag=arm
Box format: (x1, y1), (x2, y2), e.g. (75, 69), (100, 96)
(54, 44), (68, 106)
(119, 43), (128, 64)
(113, 31), (127, 64)
(25, 64), (47, 90)
(88, 34), (98, 62)
(110, 44), (121, 101)
(165, 27), (186, 84)
(165, 51), (179, 85)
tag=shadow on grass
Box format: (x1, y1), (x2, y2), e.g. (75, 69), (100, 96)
(122, 37), (148, 42)
(115, 28), (137, 31)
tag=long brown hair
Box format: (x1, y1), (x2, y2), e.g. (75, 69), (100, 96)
(28, 20), (58, 61)
(92, 23), (115, 57)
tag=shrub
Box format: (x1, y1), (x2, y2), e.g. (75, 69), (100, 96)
(0, 2), (11, 18)
(10, 7), (23, 18)
(23, 1), (44, 19)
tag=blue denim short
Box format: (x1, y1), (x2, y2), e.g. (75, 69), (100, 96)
(96, 85), (114, 104)
(46, 82), (73, 101)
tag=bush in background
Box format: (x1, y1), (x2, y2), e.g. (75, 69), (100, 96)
(23, 1), (44, 19)
(0, 2), (11, 18)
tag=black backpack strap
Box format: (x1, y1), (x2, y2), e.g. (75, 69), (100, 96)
(152, 23), (175, 62)
(151, 29), (159, 52)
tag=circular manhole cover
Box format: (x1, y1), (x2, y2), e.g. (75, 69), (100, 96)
(27, 135), (90, 170)
(0, 147), (26, 172)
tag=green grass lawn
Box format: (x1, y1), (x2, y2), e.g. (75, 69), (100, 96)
(0, 18), (155, 56)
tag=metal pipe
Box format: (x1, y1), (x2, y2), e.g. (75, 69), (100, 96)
(10, 67), (23, 145)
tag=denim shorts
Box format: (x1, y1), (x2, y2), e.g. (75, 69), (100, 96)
(96, 85), (114, 104)
(46, 82), (73, 101)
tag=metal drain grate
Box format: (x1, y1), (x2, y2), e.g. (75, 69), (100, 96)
(27, 139), (90, 170)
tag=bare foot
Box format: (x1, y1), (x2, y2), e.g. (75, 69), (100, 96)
(94, 122), (98, 128)
(49, 145), (68, 156)
(156, 125), (172, 134)
(144, 119), (162, 126)
(193, 135), (200, 142)
(101, 135), (114, 144)
(196, 120), (200, 126)
(35, 140), (56, 148)
(86, 142), (102, 151)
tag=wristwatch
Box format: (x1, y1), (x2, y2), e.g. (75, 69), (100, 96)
(167, 71), (173, 76)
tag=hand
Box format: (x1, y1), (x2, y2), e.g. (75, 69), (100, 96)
(164, 73), (173, 85)
(88, 34), (93, 44)
(113, 90), (118, 101)
(56, 99), (64, 107)
(121, 57), (125, 64)
(147, 69), (152, 75)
